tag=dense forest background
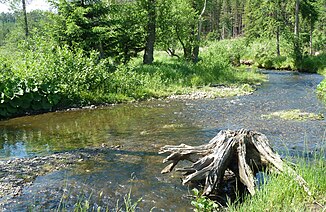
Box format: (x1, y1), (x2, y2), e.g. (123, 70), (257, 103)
(0, 0), (325, 118)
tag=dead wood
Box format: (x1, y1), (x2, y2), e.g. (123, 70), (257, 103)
(159, 129), (311, 196)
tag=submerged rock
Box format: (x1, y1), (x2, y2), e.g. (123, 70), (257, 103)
(0, 150), (98, 199)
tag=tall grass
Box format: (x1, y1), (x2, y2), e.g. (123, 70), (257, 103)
(190, 143), (326, 211)
(55, 188), (141, 212)
(228, 156), (325, 211)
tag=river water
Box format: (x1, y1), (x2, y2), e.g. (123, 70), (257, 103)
(0, 70), (325, 211)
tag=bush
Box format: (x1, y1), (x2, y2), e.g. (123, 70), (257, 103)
(0, 39), (113, 118)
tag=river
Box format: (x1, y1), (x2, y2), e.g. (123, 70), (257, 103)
(0, 70), (325, 211)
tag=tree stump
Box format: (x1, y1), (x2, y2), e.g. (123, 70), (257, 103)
(159, 129), (311, 196)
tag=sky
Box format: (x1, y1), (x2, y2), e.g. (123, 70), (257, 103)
(0, 0), (51, 13)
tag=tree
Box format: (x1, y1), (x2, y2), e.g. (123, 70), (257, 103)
(50, 0), (146, 63)
(300, 0), (318, 55)
(156, 0), (197, 60)
(294, 0), (301, 64)
(313, 0), (325, 52)
(192, 0), (207, 63)
(22, 0), (28, 36)
(0, 0), (29, 38)
(0, 12), (16, 45)
(143, 0), (156, 64)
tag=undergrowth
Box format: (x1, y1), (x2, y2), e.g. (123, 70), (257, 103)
(0, 38), (264, 119)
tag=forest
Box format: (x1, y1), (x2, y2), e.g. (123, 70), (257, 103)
(0, 0), (325, 118)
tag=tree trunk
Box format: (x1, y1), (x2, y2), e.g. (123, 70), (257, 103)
(233, 0), (239, 37)
(143, 0), (156, 65)
(276, 26), (280, 56)
(192, 0), (207, 63)
(294, 0), (299, 38)
(294, 0), (301, 66)
(160, 129), (311, 196)
(22, 0), (29, 37)
(309, 18), (313, 55)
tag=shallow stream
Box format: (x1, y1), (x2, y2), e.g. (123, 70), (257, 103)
(0, 70), (325, 211)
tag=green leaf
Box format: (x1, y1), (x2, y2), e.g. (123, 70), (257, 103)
(48, 94), (61, 105)
(9, 97), (23, 108)
(0, 107), (9, 117)
(41, 97), (52, 110)
(31, 101), (43, 111)
(33, 93), (42, 102)
(16, 88), (24, 96)
(6, 105), (18, 114)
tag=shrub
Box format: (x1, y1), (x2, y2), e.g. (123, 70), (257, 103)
(0, 39), (113, 118)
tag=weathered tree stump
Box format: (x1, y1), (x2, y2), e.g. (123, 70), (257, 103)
(159, 129), (311, 196)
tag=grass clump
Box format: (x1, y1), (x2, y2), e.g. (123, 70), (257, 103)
(262, 109), (324, 121)
(56, 188), (141, 212)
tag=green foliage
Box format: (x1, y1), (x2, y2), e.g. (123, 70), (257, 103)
(156, 0), (197, 60)
(50, 0), (147, 63)
(0, 38), (112, 118)
(317, 58), (326, 102)
(242, 39), (326, 72)
(191, 188), (220, 212)
(0, 12), (16, 46)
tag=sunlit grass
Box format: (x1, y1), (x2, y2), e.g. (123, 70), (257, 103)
(228, 156), (325, 212)
(261, 109), (324, 121)
(190, 141), (325, 211)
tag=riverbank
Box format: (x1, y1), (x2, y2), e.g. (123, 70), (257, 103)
(192, 151), (326, 211)
(0, 40), (265, 120)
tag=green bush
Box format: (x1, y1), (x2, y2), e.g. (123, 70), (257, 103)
(0, 39), (113, 118)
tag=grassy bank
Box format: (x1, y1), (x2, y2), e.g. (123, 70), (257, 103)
(229, 155), (326, 211)
(0, 39), (264, 119)
(235, 38), (326, 73)
(215, 38), (326, 103)
(191, 151), (325, 211)
(317, 68), (326, 103)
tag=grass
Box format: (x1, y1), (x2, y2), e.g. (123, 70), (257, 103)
(55, 188), (141, 212)
(228, 156), (326, 212)
(317, 65), (326, 103)
(190, 144), (326, 212)
(261, 109), (324, 121)
(241, 38), (326, 73)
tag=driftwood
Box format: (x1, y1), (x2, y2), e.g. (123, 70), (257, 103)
(159, 129), (311, 196)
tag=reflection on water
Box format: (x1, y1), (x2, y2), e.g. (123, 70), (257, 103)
(0, 70), (325, 210)
(1, 141), (28, 158)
